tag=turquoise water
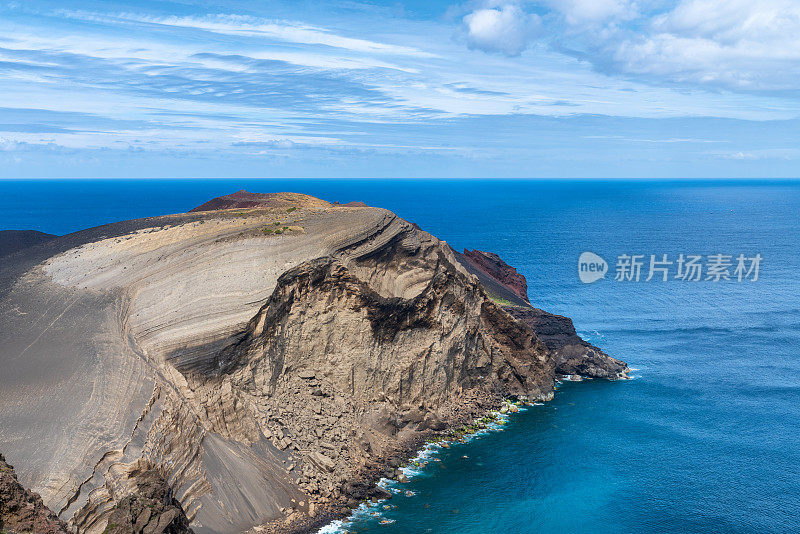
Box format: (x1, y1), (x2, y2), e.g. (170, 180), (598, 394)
(1, 179), (799, 532)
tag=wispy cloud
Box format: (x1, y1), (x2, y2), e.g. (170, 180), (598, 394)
(715, 148), (800, 160)
(59, 11), (437, 57)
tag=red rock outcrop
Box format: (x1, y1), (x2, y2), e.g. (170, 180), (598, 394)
(189, 190), (332, 212)
(462, 249), (529, 302)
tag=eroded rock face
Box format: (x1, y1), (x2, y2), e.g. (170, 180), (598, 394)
(172, 220), (553, 531)
(0, 453), (69, 534)
(0, 193), (625, 534)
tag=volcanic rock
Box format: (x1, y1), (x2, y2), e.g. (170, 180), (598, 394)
(103, 468), (193, 534)
(461, 249), (529, 302)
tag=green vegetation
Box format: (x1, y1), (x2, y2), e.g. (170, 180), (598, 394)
(260, 223), (301, 236)
(286, 207), (297, 212)
(488, 295), (524, 308)
(102, 523), (117, 534)
(423, 399), (526, 448)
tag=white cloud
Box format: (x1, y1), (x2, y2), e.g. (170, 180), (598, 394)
(654, 0), (798, 42)
(544, 0), (637, 25)
(716, 148), (800, 160)
(509, 0), (800, 92)
(463, 4), (541, 56)
(609, 1), (800, 90)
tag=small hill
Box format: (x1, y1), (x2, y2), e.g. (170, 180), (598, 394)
(189, 190), (332, 212)
(0, 230), (57, 258)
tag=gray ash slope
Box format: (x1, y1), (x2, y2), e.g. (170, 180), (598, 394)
(0, 192), (626, 534)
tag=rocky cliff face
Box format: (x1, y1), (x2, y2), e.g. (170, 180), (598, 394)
(0, 193), (625, 534)
(103, 468), (194, 534)
(503, 307), (628, 379)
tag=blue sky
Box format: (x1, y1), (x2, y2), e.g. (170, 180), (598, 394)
(1, 0), (799, 178)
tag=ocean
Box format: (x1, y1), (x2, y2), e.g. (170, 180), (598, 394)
(1, 179), (798, 533)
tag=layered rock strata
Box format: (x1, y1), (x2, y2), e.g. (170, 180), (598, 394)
(462, 249), (529, 303)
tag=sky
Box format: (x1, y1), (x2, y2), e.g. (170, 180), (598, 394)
(0, 0), (799, 178)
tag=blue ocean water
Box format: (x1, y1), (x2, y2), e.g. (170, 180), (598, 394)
(1, 179), (799, 533)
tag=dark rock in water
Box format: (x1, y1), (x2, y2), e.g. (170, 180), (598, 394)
(371, 487), (392, 501)
(0, 452), (69, 534)
(0, 230), (57, 258)
(461, 249), (530, 303)
(341, 477), (393, 505)
(504, 307), (628, 379)
(103, 470), (193, 534)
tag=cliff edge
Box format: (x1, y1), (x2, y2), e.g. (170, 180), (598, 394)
(0, 192), (625, 534)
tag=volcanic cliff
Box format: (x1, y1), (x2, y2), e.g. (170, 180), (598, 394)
(0, 192), (626, 534)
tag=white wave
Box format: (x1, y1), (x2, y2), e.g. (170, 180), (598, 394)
(315, 401), (537, 532)
(316, 519), (345, 534)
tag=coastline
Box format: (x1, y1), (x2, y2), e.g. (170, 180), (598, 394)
(304, 370), (633, 534)
(268, 394), (521, 534)
(287, 392), (566, 533)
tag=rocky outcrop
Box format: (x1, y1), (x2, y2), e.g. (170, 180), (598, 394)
(453, 248), (627, 379)
(462, 249), (529, 303)
(168, 218), (552, 531)
(0, 453), (70, 534)
(104, 468), (193, 534)
(0, 192), (625, 534)
(503, 307), (628, 378)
